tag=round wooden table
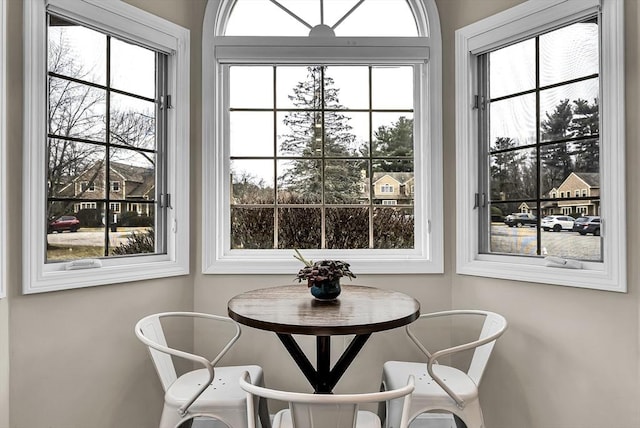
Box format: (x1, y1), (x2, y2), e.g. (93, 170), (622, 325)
(228, 284), (420, 393)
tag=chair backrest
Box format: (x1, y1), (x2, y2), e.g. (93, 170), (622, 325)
(406, 310), (507, 406)
(240, 372), (415, 428)
(467, 311), (507, 385)
(134, 312), (242, 414)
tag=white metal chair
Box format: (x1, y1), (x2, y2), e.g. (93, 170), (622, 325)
(240, 371), (415, 428)
(381, 310), (507, 428)
(134, 312), (271, 428)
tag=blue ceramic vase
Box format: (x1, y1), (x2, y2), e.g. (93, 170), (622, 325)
(309, 279), (341, 300)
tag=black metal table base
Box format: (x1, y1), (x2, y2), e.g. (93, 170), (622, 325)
(276, 333), (372, 393)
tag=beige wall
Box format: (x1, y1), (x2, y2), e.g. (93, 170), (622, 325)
(2, 0), (639, 427)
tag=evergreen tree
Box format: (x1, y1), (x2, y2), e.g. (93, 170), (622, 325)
(490, 137), (525, 200)
(278, 66), (362, 203)
(372, 116), (413, 172)
(540, 99), (575, 192)
(570, 98), (599, 173)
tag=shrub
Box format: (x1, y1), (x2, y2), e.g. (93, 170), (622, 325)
(76, 209), (102, 227)
(112, 228), (155, 255)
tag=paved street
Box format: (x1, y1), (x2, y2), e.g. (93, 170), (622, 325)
(490, 224), (601, 261)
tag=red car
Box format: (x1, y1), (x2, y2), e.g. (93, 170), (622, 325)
(48, 215), (80, 233)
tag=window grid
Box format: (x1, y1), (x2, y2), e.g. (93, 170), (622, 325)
(482, 16), (599, 257)
(228, 64), (415, 250)
(46, 13), (165, 258)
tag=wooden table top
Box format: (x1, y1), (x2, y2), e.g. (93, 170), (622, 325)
(228, 284), (420, 336)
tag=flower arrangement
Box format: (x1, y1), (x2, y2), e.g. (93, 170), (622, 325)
(294, 249), (356, 287)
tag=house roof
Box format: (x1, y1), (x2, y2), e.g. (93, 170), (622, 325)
(573, 172), (599, 187)
(371, 172), (414, 185)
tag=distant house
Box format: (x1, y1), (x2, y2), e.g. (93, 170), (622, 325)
(362, 172), (414, 205)
(55, 161), (155, 221)
(542, 172), (600, 216)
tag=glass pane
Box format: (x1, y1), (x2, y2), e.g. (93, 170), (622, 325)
(225, 0), (418, 37)
(230, 112), (274, 157)
(489, 93), (536, 149)
(277, 159), (321, 204)
(278, 208), (321, 249)
(373, 207), (414, 249)
(276, 67), (313, 109)
(335, 0), (417, 37)
(372, 114), (413, 157)
(110, 93), (156, 150)
(110, 225), (156, 256)
(325, 160), (368, 204)
(489, 203), (539, 255)
(49, 77), (106, 141)
(277, 111), (322, 157)
(489, 38), (535, 99)
(540, 79), (599, 142)
(225, 0), (310, 36)
(490, 147), (536, 201)
(324, 110), (360, 157)
(540, 212), (601, 261)
(109, 149), (156, 202)
(230, 66), (274, 109)
(326, 207), (369, 249)
(48, 140), (106, 199)
(231, 159), (274, 204)
(372, 66), (413, 109)
(540, 19), (598, 87)
(372, 161), (414, 206)
(342, 112), (369, 156)
(326, 66), (368, 110)
(539, 141), (582, 194)
(110, 38), (155, 99)
(231, 207), (275, 249)
(47, 201), (106, 262)
(48, 15), (106, 85)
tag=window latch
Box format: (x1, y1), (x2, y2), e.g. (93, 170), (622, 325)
(160, 95), (173, 110)
(160, 193), (172, 208)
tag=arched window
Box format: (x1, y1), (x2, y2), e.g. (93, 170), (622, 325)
(203, 0), (443, 274)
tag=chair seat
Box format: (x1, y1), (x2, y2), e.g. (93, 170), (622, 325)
(273, 409), (382, 428)
(165, 365), (264, 412)
(383, 361), (479, 409)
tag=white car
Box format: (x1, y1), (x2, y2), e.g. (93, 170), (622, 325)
(541, 215), (575, 232)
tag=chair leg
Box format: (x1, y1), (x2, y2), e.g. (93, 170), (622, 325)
(453, 414), (466, 428)
(258, 396), (272, 428)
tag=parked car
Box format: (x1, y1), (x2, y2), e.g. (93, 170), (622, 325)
(541, 215), (575, 232)
(504, 212), (537, 227)
(575, 216), (601, 236)
(48, 215), (80, 233)
(573, 216), (598, 232)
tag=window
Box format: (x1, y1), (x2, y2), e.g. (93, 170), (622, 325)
(382, 200), (398, 206)
(111, 181), (120, 192)
(0, 0), (5, 298)
(202, 0), (443, 274)
(456, 0), (625, 291)
(23, 0), (190, 293)
(380, 184), (395, 193)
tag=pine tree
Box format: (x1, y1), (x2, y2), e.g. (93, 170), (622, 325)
(570, 98), (599, 173)
(372, 116), (413, 172)
(540, 98), (575, 192)
(278, 66), (362, 203)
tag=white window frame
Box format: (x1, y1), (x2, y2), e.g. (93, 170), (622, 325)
(455, 0), (626, 292)
(202, 0), (443, 275)
(23, 0), (190, 294)
(0, 0), (6, 298)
